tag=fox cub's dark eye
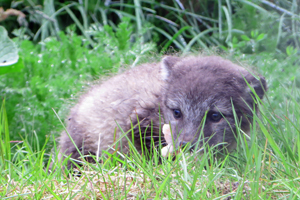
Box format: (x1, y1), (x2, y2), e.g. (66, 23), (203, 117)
(173, 109), (182, 119)
(210, 112), (222, 122)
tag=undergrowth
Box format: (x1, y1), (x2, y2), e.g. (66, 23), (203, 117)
(1, 18), (155, 148)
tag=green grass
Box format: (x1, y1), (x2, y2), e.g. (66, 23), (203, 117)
(1, 94), (300, 198)
(1, 18), (155, 149)
(1, 0), (300, 199)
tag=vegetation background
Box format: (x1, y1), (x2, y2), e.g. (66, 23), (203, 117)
(0, 0), (299, 199)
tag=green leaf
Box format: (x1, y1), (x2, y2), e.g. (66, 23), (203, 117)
(0, 26), (19, 67)
(241, 35), (250, 41)
(256, 33), (265, 41)
(286, 45), (297, 56)
(232, 36), (238, 44)
(251, 30), (258, 38)
(0, 57), (24, 75)
(116, 18), (132, 51)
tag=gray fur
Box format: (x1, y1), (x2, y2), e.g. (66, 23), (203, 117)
(57, 55), (267, 167)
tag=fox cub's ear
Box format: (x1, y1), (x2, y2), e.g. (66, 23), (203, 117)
(160, 56), (180, 81)
(244, 74), (267, 105)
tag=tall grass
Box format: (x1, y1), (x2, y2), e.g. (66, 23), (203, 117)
(2, 93), (300, 198)
(0, 99), (11, 171)
(2, 1), (299, 52)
